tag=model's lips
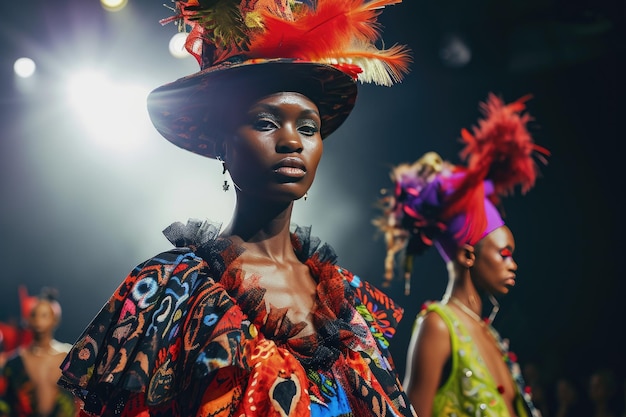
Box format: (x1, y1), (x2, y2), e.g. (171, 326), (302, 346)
(504, 276), (516, 287)
(273, 157), (306, 177)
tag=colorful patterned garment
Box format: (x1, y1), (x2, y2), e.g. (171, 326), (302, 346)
(417, 303), (539, 417)
(58, 219), (415, 417)
(1, 352), (77, 417)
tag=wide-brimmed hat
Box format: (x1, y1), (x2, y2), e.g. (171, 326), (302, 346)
(147, 0), (411, 159)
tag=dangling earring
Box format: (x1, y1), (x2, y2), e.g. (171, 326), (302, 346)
(222, 163), (230, 191)
(487, 293), (500, 324)
(303, 192), (308, 201)
(217, 156), (230, 191)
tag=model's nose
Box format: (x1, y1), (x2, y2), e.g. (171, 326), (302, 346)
(276, 124), (303, 153)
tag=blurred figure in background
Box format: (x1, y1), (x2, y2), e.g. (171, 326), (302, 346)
(0, 287), (76, 417)
(589, 368), (619, 417)
(375, 94), (548, 417)
(552, 375), (587, 417)
(0, 296), (31, 416)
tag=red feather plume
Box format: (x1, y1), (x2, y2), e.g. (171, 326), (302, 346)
(248, 0), (387, 57)
(441, 93), (549, 244)
(459, 93), (550, 195)
(162, 0), (410, 85)
(246, 0), (410, 84)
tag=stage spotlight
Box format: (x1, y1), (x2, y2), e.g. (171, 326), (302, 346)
(169, 32), (191, 59)
(101, 0), (127, 12)
(14, 57), (36, 78)
(65, 69), (151, 150)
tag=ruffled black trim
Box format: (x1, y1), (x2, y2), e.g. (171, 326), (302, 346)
(162, 218), (221, 251)
(290, 224), (338, 265)
(162, 219), (339, 276)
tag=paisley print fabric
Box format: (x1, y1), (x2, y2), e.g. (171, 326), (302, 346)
(58, 219), (415, 417)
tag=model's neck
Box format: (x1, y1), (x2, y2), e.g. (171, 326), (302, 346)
(29, 334), (57, 354)
(221, 199), (296, 262)
(443, 260), (483, 315)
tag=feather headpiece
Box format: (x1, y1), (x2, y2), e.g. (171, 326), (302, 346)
(148, 0), (411, 159)
(374, 94), (549, 293)
(162, 0), (411, 86)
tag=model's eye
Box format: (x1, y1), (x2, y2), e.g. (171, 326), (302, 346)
(253, 119), (278, 131)
(298, 121), (320, 136)
(252, 113), (279, 131)
(500, 248), (513, 258)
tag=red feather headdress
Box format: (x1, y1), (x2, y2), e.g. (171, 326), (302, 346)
(162, 0), (411, 86)
(442, 93), (550, 245)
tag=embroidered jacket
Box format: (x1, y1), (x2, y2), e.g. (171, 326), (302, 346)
(58, 219), (415, 417)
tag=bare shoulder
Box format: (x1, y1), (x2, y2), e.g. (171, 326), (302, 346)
(404, 307), (453, 411)
(417, 309), (450, 341)
(407, 308), (452, 360)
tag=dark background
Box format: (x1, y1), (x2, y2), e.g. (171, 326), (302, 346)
(1, 0), (625, 411)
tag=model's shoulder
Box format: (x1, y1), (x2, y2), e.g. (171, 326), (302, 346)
(418, 303), (451, 337)
(421, 309), (448, 330)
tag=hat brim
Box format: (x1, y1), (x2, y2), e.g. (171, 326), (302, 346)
(147, 59), (358, 159)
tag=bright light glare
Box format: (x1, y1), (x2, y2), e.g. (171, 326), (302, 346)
(66, 70), (151, 151)
(101, 0), (127, 12)
(169, 33), (191, 59)
(14, 57), (36, 78)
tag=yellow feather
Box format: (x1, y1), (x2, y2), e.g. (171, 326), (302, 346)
(321, 42), (412, 86)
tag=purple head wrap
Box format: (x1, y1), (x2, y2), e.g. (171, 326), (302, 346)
(397, 168), (505, 262)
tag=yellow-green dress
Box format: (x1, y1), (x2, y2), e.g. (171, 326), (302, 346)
(417, 303), (539, 417)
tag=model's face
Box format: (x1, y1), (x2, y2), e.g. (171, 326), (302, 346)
(28, 301), (58, 336)
(225, 92), (323, 202)
(471, 226), (518, 295)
